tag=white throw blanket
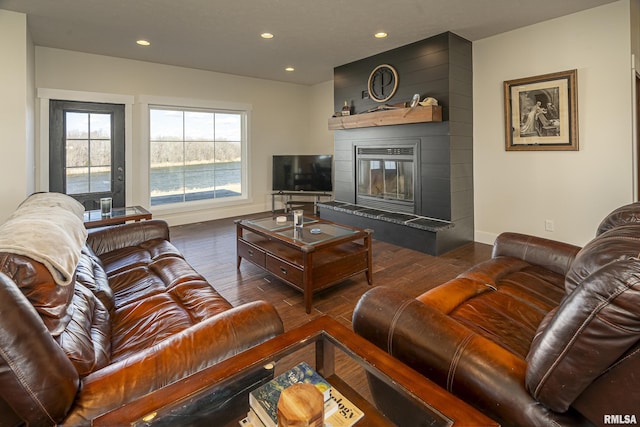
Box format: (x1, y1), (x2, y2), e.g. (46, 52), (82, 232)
(0, 193), (87, 286)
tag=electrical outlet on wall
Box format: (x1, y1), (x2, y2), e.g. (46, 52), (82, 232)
(545, 219), (555, 232)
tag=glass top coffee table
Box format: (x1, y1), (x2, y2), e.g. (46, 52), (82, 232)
(95, 316), (498, 426)
(236, 216), (373, 313)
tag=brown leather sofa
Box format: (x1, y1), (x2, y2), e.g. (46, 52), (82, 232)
(0, 193), (284, 426)
(353, 202), (640, 426)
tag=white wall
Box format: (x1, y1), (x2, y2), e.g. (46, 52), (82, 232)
(35, 47), (334, 225)
(473, 0), (634, 246)
(0, 10), (34, 222)
(632, 0), (640, 71)
(308, 80), (335, 153)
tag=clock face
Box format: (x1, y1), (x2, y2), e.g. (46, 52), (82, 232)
(368, 64), (399, 103)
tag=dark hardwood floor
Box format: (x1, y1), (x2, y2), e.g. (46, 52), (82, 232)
(169, 213), (493, 333)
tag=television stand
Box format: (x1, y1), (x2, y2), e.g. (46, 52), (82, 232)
(271, 191), (333, 215)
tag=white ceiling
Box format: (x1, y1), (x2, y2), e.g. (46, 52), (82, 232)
(1, 0), (618, 85)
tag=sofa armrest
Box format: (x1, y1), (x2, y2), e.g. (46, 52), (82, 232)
(353, 287), (588, 427)
(492, 232), (581, 277)
(86, 220), (170, 257)
(62, 300), (283, 425)
(0, 273), (79, 425)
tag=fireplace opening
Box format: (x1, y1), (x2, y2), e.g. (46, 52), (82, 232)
(356, 145), (417, 214)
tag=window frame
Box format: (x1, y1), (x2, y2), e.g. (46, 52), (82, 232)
(138, 96), (251, 215)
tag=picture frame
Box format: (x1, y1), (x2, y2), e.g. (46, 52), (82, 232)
(504, 69), (578, 151)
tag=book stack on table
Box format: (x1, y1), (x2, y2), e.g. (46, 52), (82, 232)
(240, 361), (363, 427)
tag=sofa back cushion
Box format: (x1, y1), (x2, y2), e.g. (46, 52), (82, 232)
(526, 225), (640, 412)
(596, 201), (640, 235)
(58, 249), (112, 376)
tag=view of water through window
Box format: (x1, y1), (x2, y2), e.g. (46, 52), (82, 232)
(65, 112), (112, 195)
(149, 108), (244, 205)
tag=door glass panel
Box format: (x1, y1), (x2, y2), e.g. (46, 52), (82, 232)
(66, 140), (88, 167)
(65, 112), (112, 194)
(66, 112), (88, 138)
(90, 114), (111, 138)
(68, 167), (90, 194)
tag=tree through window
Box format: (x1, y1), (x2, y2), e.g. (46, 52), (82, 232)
(149, 107), (245, 206)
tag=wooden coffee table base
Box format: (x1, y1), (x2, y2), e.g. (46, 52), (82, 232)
(236, 217), (373, 313)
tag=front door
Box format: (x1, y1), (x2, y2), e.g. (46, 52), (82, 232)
(49, 100), (125, 210)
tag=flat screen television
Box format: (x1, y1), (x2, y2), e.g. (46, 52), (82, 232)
(272, 155), (333, 192)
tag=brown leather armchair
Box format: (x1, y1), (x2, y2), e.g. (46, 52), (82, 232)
(353, 203), (640, 426)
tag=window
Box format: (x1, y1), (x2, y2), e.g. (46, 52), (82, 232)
(65, 112), (112, 194)
(149, 106), (246, 206)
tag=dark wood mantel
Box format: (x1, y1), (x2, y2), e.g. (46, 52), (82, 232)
(328, 105), (442, 130)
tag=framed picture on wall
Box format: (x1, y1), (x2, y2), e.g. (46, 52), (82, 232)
(504, 69), (578, 151)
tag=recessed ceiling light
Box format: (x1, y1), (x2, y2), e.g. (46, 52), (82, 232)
(285, 67), (295, 72)
(136, 39), (151, 46)
(374, 32), (388, 39)
(261, 33), (274, 39)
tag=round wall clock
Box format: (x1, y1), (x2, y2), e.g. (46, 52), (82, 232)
(367, 64), (399, 103)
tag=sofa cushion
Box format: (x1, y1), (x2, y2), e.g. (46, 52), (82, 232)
(418, 256), (566, 358)
(526, 256), (640, 412)
(97, 239), (234, 362)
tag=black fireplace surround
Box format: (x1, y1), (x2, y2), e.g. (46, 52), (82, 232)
(319, 121), (473, 255)
(322, 32), (473, 255)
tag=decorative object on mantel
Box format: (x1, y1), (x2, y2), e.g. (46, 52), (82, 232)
(341, 100), (352, 116)
(504, 69), (578, 151)
(328, 104), (442, 130)
(367, 64), (399, 102)
(403, 94), (421, 117)
(419, 97), (438, 106)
